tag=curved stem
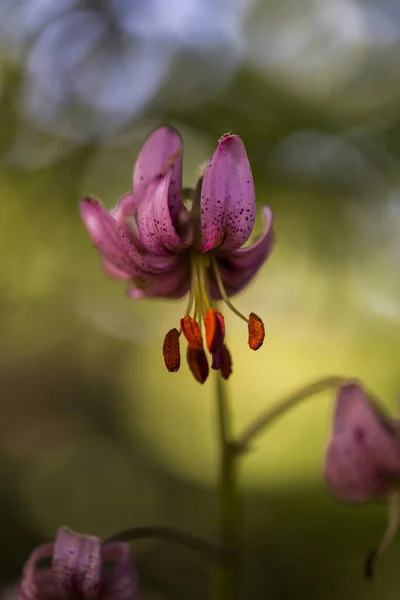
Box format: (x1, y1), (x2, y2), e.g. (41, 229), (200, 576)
(212, 375), (239, 600)
(106, 526), (223, 564)
(235, 376), (351, 453)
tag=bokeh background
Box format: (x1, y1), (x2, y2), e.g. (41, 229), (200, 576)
(1, 0), (400, 598)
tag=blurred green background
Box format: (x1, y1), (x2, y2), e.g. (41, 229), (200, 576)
(1, 0), (400, 598)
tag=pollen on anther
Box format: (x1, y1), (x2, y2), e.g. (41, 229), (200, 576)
(220, 344), (233, 380)
(163, 328), (181, 372)
(181, 316), (203, 350)
(204, 309), (225, 353)
(248, 313), (265, 350)
(187, 347), (209, 384)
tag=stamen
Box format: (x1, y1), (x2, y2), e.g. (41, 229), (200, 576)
(248, 312), (265, 350)
(181, 316), (203, 350)
(211, 349), (223, 370)
(163, 329), (181, 372)
(220, 344), (233, 380)
(210, 258), (248, 324)
(204, 309), (225, 353)
(186, 347), (209, 384)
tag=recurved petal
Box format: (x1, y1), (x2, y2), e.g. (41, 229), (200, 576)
(127, 262), (190, 300)
(18, 543), (55, 600)
(324, 384), (400, 502)
(200, 134), (255, 252)
(132, 126), (183, 217)
(111, 192), (135, 225)
(101, 542), (140, 600)
(80, 197), (179, 275)
(209, 206), (274, 299)
(52, 528), (101, 600)
(101, 260), (131, 280)
(136, 172), (188, 256)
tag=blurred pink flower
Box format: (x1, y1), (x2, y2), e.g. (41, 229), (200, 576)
(18, 527), (139, 600)
(324, 383), (400, 577)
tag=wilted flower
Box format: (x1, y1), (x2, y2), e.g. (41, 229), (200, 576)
(324, 383), (400, 577)
(18, 527), (139, 600)
(80, 126), (274, 383)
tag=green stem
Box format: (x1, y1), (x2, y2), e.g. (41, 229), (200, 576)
(213, 374), (239, 600)
(235, 376), (351, 454)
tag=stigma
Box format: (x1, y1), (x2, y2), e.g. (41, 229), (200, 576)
(162, 254), (265, 383)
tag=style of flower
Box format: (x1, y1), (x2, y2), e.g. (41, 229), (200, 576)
(80, 126), (274, 383)
(324, 383), (400, 577)
(18, 527), (139, 600)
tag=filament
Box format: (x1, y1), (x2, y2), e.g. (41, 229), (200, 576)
(211, 257), (248, 324)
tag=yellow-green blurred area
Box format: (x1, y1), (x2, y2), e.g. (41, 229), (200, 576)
(2, 0), (400, 598)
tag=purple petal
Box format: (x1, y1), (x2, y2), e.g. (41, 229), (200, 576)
(111, 192), (135, 226)
(101, 542), (139, 600)
(136, 172), (188, 256)
(200, 134), (255, 252)
(52, 528), (101, 600)
(80, 197), (179, 275)
(101, 260), (131, 281)
(18, 543), (55, 600)
(132, 126), (183, 223)
(209, 206), (274, 299)
(101, 192), (148, 280)
(127, 262), (190, 300)
(324, 384), (400, 502)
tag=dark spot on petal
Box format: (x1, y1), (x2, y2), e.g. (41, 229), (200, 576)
(353, 427), (365, 443)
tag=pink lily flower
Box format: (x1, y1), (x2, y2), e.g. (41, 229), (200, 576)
(80, 127), (274, 383)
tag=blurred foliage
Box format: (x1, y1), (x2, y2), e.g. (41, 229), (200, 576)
(1, 0), (400, 598)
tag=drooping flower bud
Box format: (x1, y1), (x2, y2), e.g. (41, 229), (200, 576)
(324, 383), (400, 578)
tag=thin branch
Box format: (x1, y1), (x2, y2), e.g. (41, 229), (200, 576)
(106, 526), (225, 564)
(235, 376), (352, 453)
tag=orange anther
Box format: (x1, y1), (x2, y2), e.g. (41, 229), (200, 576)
(220, 344), (233, 380)
(186, 347), (209, 384)
(204, 309), (225, 353)
(162, 328), (181, 372)
(181, 316), (203, 350)
(248, 313), (265, 350)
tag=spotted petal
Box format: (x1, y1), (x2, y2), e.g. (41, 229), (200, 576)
(324, 384), (400, 503)
(52, 528), (101, 599)
(18, 543), (55, 600)
(209, 206), (274, 298)
(101, 542), (140, 600)
(200, 134), (255, 252)
(80, 197), (179, 275)
(136, 170), (189, 256)
(132, 126), (183, 225)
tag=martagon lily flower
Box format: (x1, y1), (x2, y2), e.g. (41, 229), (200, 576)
(324, 383), (400, 578)
(80, 126), (274, 383)
(18, 527), (139, 599)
